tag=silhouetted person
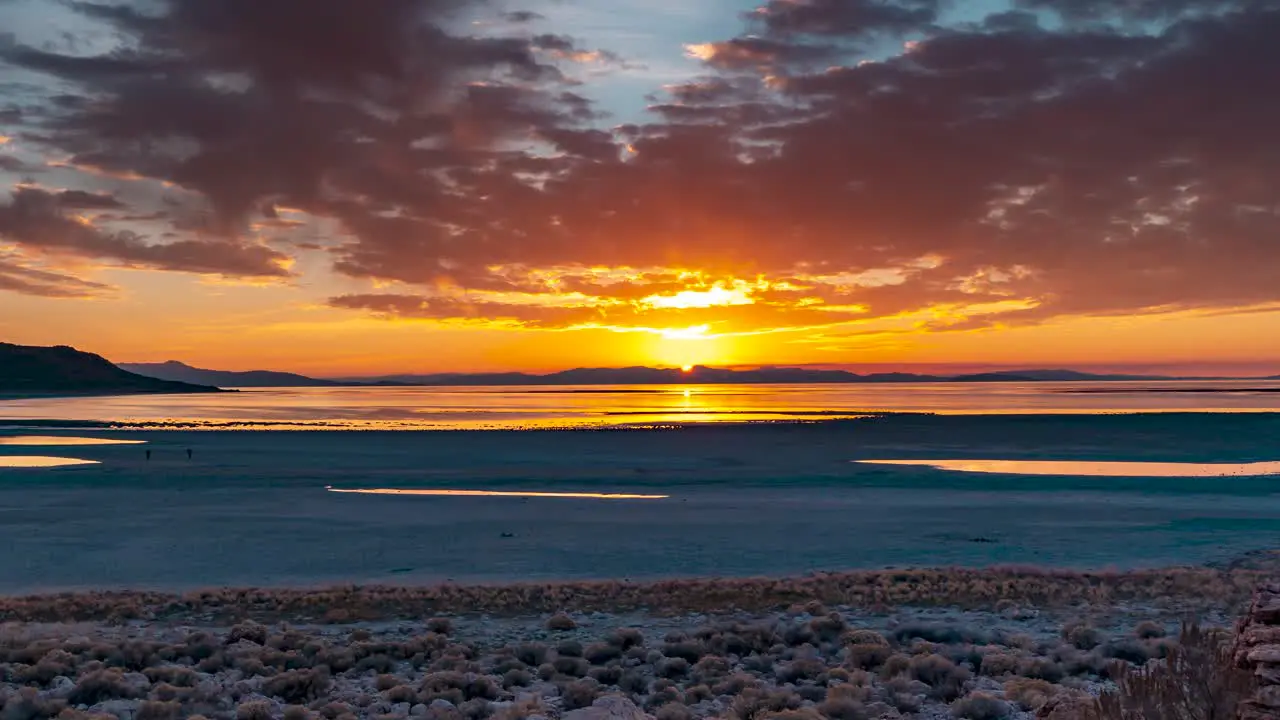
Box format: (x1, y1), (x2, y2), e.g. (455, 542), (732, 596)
(145, 449), (151, 461)
(186, 448), (192, 460)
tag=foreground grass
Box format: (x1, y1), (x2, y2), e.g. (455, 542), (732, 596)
(0, 566), (1264, 624)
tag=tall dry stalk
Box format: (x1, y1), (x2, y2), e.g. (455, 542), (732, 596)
(1091, 624), (1255, 720)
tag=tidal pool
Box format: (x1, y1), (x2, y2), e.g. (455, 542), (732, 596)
(856, 459), (1280, 477)
(0, 456), (101, 468)
(326, 487), (669, 500)
(0, 436), (144, 446)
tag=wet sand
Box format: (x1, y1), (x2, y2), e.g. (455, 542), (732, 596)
(1, 414), (1279, 593)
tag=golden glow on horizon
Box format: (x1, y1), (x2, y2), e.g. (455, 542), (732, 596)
(6, 260), (1280, 375)
(325, 487), (668, 500)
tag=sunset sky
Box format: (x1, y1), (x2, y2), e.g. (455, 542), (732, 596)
(1, 0), (1278, 376)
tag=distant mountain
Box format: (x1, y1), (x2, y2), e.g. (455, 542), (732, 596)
(341, 365), (1175, 386)
(121, 361), (342, 388)
(0, 344), (220, 396)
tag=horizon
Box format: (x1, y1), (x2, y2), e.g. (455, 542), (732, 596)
(3, 0), (1280, 373)
(119, 354), (1279, 380)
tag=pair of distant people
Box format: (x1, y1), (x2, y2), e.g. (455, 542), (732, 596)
(144, 448), (193, 461)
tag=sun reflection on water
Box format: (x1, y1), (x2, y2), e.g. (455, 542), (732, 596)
(857, 459), (1280, 477)
(0, 456), (100, 468)
(326, 487), (668, 500)
(0, 436), (144, 446)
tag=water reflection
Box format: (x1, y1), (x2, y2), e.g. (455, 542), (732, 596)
(4, 379), (1280, 430)
(0, 456), (100, 468)
(857, 459), (1280, 477)
(326, 487), (668, 500)
(0, 436), (144, 446)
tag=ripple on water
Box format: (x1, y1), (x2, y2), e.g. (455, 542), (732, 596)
(856, 459), (1280, 477)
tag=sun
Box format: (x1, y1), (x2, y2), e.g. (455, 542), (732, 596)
(681, 364), (693, 372)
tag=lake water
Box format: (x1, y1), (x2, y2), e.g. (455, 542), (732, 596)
(3, 379), (1280, 430)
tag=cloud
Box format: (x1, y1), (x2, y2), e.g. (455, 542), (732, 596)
(0, 187), (291, 277)
(2, 0), (1279, 337)
(0, 252), (113, 298)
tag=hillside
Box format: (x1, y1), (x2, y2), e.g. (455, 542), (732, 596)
(121, 361), (340, 388)
(0, 343), (221, 396)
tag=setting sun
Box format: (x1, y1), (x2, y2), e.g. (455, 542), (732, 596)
(681, 364), (693, 372)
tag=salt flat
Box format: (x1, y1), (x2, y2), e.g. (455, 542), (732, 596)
(1, 414), (1279, 593)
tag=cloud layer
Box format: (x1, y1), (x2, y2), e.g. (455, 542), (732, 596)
(2, 0), (1278, 339)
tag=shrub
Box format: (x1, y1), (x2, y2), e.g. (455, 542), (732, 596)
(512, 644), (547, 667)
(553, 656), (590, 677)
(618, 670), (649, 694)
(842, 629), (887, 646)
(1134, 621), (1167, 640)
(728, 688), (802, 720)
(817, 695), (868, 720)
(136, 701), (181, 720)
(584, 643), (622, 665)
(1092, 624), (1254, 719)
(589, 665), (623, 685)
(545, 613), (577, 631)
(951, 692), (1011, 720)
(501, 669), (532, 689)
(1003, 677), (1058, 711)
(1063, 623), (1104, 651)
(560, 679), (601, 710)
(691, 656), (731, 684)
(263, 667), (331, 704)
(776, 658), (826, 684)
(655, 703), (693, 720)
(978, 650), (1020, 677)
(68, 669), (138, 705)
(237, 701), (275, 720)
(1, 687), (65, 720)
(909, 654), (971, 701)
(809, 613), (847, 643)
(661, 641), (705, 663)
(605, 628), (644, 650)
(845, 643), (891, 670)
(428, 618), (454, 635)
(654, 657), (689, 679)
(556, 641), (584, 658)
(229, 622), (269, 646)
(283, 707), (309, 720)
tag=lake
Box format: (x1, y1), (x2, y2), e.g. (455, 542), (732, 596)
(3, 379), (1280, 430)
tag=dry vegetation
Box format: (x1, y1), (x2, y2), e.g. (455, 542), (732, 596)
(0, 567), (1262, 719)
(0, 566), (1262, 625)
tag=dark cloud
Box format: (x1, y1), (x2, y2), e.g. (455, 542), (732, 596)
(52, 189), (124, 209)
(502, 10), (546, 23)
(4, 0), (1280, 333)
(0, 187), (291, 276)
(747, 0), (940, 38)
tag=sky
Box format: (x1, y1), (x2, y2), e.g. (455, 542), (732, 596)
(1, 0), (1279, 376)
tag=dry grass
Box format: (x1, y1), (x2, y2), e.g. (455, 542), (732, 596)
(0, 566), (1261, 624)
(1091, 624), (1255, 720)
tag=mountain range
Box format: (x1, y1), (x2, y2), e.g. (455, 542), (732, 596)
(125, 361), (1179, 387)
(120, 361), (345, 388)
(0, 344), (220, 396)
